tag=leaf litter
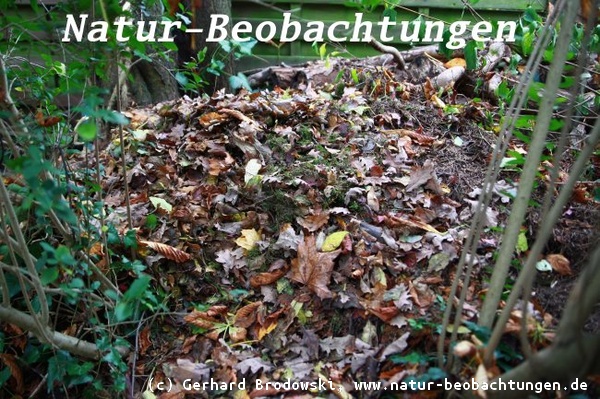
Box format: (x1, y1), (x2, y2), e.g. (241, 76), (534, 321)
(67, 58), (599, 398)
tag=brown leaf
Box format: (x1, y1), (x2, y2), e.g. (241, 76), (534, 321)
(198, 111), (229, 128)
(571, 186), (589, 203)
(296, 212), (329, 232)
(546, 254), (572, 276)
(139, 326), (152, 356)
(406, 160), (441, 193)
(370, 165), (384, 177)
(0, 353), (23, 394)
(367, 305), (400, 323)
(229, 326), (247, 343)
(250, 269), (286, 288)
(164, 358), (211, 383)
(184, 313), (217, 330)
(387, 214), (443, 234)
(234, 302), (263, 328)
(2, 324), (26, 351)
(139, 240), (192, 263)
(291, 235), (340, 299)
(382, 128), (435, 146)
(35, 110), (62, 127)
(207, 152), (235, 176)
(206, 305), (228, 318)
(184, 305), (228, 329)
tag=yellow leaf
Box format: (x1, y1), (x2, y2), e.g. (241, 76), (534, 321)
(321, 231), (349, 252)
(235, 229), (261, 250)
(431, 94), (446, 109)
(257, 322), (278, 340)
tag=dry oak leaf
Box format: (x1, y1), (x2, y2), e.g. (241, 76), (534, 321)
(291, 235), (340, 299)
(139, 240), (192, 263)
(296, 212), (330, 232)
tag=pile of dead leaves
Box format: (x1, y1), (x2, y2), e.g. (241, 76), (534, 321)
(68, 66), (586, 398)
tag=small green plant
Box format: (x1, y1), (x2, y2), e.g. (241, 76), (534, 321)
(311, 42), (346, 68)
(175, 38), (256, 93)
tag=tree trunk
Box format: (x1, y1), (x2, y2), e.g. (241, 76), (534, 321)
(106, 1), (180, 108)
(188, 0), (233, 92)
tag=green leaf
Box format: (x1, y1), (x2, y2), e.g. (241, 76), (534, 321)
(517, 231), (528, 253)
(236, 38), (257, 56)
(98, 109), (129, 125)
(76, 120), (97, 142)
(175, 71), (189, 86)
(229, 73), (252, 91)
(47, 351), (70, 391)
(146, 214), (158, 230)
(351, 68), (359, 84)
(55, 245), (76, 266)
(319, 43), (327, 59)
(114, 301), (133, 322)
(515, 115), (536, 129)
(124, 229), (138, 249)
(123, 274), (151, 301)
(382, 7), (397, 21)
(41, 267), (60, 284)
(462, 320), (491, 341)
(446, 325), (470, 334)
(67, 360), (94, 377)
(0, 367), (10, 387)
(425, 367), (447, 380)
(464, 40), (478, 71)
(390, 351), (430, 365)
(70, 277), (85, 288)
(549, 119), (564, 131)
(522, 30), (535, 56)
